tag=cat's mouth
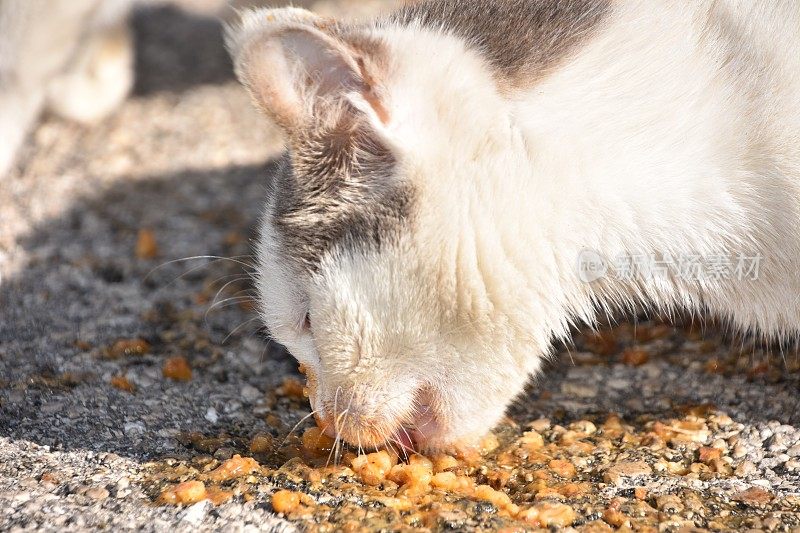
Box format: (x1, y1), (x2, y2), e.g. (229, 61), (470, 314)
(310, 383), (443, 452)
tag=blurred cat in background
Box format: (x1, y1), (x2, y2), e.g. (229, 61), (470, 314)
(0, 0), (135, 178)
(0, 0), (390, 178)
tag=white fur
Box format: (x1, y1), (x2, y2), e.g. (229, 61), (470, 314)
(236, 1), (800, 451)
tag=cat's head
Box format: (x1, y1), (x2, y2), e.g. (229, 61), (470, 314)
(227, 7), (542, 452)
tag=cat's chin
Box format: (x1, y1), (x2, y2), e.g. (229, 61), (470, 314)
(308, 380), (493, 455)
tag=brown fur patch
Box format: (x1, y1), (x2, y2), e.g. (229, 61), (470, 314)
(388, 0), (613, 88)
(270, 113), (413, 271)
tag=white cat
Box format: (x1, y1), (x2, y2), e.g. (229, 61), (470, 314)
(0, 0), (134, 177)
(227, 1), (800, 452)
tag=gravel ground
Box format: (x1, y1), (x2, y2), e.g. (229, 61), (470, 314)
(1, 1), (799, 531)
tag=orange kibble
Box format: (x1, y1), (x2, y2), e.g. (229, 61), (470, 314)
(301, 427), (335, 455)
(162, 356), (192, 381)
(110, 375), (135, 393)
(698, 446), (723, 464)
(432, 454), (460, 473)
(519, 431), (545, 451)
(534, 487), (564, 500)
(603, 508), (629, 528)
(174, 480), (206, 503)
(159, 480), (207, 505)
(40, 472), (60, 485)
(519, 502), (577, 527)
(108, 338), (150, 358)
(249, 433), (275, 454)
(205, 487), (233, 506)
(271, 490), (302, 514)
(732, 487), (773, 505)
(584, 331), (618, 355)
(74, 340), (92, 351)
(548, 459), (577, 479)
(408, 454), (434, 471)
(621, 347), (649, 366)
(352, 451), (395, 485)
(558, 482), (590, 497)
(135, 228), (159, 259)
(388, 462), (433, 487)
(486, 469), (512, 488)
(431, 471), (458, 490)
(276, 377), (306, 399)
(397, 480), (432, 497)
(602, 414), (624, 430)
(205, 454), (260, 482)
(456, 475), (477, 494)
(479, 433), (500, 453)
(474, 484), (513, 510)
(496, 451), (517, 466)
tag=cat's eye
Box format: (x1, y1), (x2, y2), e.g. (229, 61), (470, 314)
(303, 313), (312, 330)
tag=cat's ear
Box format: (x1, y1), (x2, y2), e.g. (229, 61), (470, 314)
(227, 8), (389, 132)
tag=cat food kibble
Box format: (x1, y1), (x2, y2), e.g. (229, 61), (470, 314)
(301, 427), (335, 455)
(110, 375), (135, 393)
(158, 481), (207, 505)
(271, 490), (302, 514)
(204, 455), (259, 483)
(162, 356), (192, 381)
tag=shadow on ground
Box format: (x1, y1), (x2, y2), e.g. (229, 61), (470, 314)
(1, 0), (798, 471)
(132, 4), (235, 96)
(0, 159), (305, 460)
(130, 0), (346, 96)
(2, 154), (799, 463)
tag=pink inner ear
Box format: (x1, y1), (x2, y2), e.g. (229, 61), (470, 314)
(281, 29), (365, 100)
(236, 20), (389, 131)
(356, 56), (391, 125)
(237, 37), (305, 129)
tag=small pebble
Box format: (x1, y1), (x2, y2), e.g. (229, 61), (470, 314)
(85, 487), (109, 500)
(603, 462), (652, 486)
(240, 384), (261, 402)
(123, 422), (145, 435)
(181, 501), (210, 525)
(529, 418), (551, 432)
(785, 459), (800, 471)
(732, 444), (748, 459)
(735, 461), (756, 477)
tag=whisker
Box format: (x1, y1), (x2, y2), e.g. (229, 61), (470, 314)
(222, 316), (261, 344)
(399, 426), (416, 454)
(146, 255), (256, 280)
(337, 388), (357, 466)
(269, 410), (318, 461)
(204, 295), (253, 315)
(203, 290), (258, 317)
(144, 256), (257, 294)
(383, 439), (401, 462)
(407, 420), (427, 441)
(331, 408), (351, 467)
(209, 277), (254, 310)
(388, 437), (410, 461)
(327, 387), (342, 468)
